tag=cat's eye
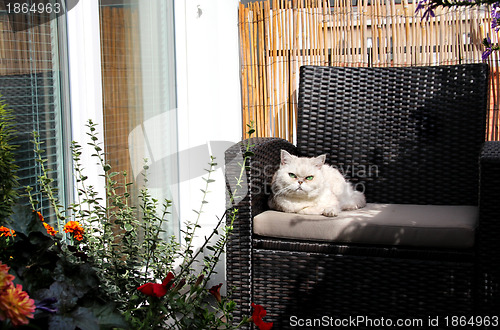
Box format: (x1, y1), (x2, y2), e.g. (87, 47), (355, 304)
(306, 176), (314, 181)
(288, 173), (297, 179)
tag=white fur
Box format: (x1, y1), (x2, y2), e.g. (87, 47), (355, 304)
(268, 150), (366, 217)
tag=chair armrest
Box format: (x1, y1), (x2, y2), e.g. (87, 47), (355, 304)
(480, 141), (500, 163)
(224, 137), (297, 321)
(477, 141), (500, 314)
(225, 137), (298, 218)
(479, 141), (500, 231)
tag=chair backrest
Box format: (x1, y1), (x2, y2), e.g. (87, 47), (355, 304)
(297, 64), (489, 205)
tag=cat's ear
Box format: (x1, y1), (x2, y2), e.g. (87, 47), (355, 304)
(312, 154), (326, 169)
(280, 150), (294, 165)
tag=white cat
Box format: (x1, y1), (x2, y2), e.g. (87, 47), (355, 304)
(268, 150), (366, 217)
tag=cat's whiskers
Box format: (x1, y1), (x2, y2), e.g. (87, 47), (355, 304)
(273, 184), (296, 197)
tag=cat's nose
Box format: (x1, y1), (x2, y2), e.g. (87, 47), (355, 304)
(298, 180), (303, 185)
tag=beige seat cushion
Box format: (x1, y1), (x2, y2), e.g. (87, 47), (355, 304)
(253, 203), (478, 249)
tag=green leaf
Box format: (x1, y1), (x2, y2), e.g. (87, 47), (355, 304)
(7, 204), (47, 236)
(91, 304), (129, 329)
(49, 315), (78, 330)
(70, 307), (100, 330)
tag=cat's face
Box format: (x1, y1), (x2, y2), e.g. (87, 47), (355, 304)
(272, 150), (326, 197)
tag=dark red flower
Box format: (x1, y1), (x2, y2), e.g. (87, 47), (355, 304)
(194, 274), (204, 287)
(251, 303), (273, 330)
(172, 278), (186, 292)
(137, 272), (175, 298)
(208, 283), (223, 302)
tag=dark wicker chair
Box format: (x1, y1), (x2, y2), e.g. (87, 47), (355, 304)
(225, 64), (499, 329)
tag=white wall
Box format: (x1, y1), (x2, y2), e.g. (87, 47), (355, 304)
(174, 0), (242, 285)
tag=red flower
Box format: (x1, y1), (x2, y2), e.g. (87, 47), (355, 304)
(162, 272), (175, 288)
(208, 283), (223, 302)
(251, 303), (273, 330)
(137, 272), (175, 298)
(137, 282), (168, 298)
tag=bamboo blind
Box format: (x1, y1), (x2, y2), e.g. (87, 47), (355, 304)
(0, 13), (52, 75)
(239, 0), (500, 141)
(99, 6), (142, 188)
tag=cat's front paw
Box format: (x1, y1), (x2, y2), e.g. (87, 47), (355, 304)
(322, 206), (340, 217)
(341, 203), (361, 211)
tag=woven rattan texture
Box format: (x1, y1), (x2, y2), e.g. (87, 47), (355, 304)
(477, 141), (500, 315)
(253, 238), (475, 261)
(297, 64), (489, 205)
(253, 249), (474, 329)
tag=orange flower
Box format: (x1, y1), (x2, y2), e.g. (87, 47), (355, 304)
(0, 262), (14, 290)
(63, 221), (84, 241)
(0, 284), (36, 327)
(35, 211), (44, 222)
(0, 226), (15, 238)
(43, 222), (58, 236)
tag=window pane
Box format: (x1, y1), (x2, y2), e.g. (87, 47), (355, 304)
(99, 0), (178, 236)
(0, 2), (68, 222)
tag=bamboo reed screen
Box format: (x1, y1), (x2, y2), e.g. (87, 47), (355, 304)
(0, 13), (52, 75)
(99, 5), (141, 187)
(239, 0), (500, 141)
